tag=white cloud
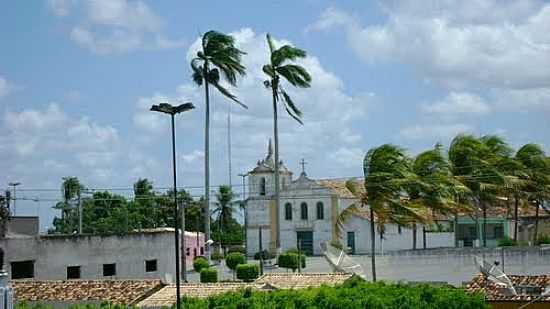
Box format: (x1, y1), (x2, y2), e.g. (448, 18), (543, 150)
(400, 123), (474, 141)
(492, 87), (550, 110)
(311, 2), (550, 90)
(50, 0), (185, 54)
(422, 92), (490, 116)
(0, 76), (15, 99)
(181, 150), (204, 164)
(329, 147), (364, 169)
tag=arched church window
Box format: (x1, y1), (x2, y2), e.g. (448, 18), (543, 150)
(285, 203), (292, 220)
(316, 202), (324, 220)
(300, 202), (308, 220)
(260, 177), (266, 196)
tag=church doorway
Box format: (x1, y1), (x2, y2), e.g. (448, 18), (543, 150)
(296, 231), (313, 256)
(347, 231), (356, 254)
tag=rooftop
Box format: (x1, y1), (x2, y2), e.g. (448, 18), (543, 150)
(12, 279), (164, 305)
(466, 274), (550, 301)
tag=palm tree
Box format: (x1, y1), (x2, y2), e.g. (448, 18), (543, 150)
(191, 31), (247, 247)
(262, 33), (311, 249)
(515, 144), (550, 244)
(408, 144), (470, 249)
(212, 185), (235, 251)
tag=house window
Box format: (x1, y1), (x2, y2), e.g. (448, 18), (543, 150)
(494, 226), (504, 239)
(186, 247), (190, 256)
(66, 266), (81, 279)
(285, 203), (292, 220)
(260, 178), (266, 196)
(200, 247), (204, 255)
(316, 202), (324, 220)
(193, 248), (197, 257)
(103, 263), (116, 277)
(398, 225), (402, 234)
(11, 261), (34, 279)
(300, 202), (308, 220)
(145, 259), (157, 272)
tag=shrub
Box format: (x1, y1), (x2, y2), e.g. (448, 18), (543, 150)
(253, 250), (275, 260)
(180, 280), (489, 309)
(225, 252), (246, 271)
(211, 251), (224, 261)
(537, 235), (550, 245)
(277, 252), (305, 272)
(200, 268), (218, 283)
(236, 264), (259, 282)
(193, 256), (209, 273)
(497, 237), (517, 247)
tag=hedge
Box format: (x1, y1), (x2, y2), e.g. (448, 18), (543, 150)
(236, 264), (259, 282)
(180, 277), (488, 309)
(497, 237), (517, 247)
(277, 252), (305, 272)
(200, 268), (218, 283)
(225, 252), (246, 271)
(193, 256), (209, 273)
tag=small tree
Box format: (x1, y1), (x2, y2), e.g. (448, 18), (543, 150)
(236, 264), (259, 282)
(193, 256), (209, 273)
(200, 268), (218, 283)
(225, 252), (246, 280)
(277, 252), (305, 272)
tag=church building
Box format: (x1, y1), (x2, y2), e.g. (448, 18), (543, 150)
(244, 141), (456, 256)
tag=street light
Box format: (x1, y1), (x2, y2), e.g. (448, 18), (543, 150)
(8, 182), (20, 216)
(150, 102), (194, 309)
(238, 173), (248, 254)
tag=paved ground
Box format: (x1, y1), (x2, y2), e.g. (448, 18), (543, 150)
(185, 252), (550, 286)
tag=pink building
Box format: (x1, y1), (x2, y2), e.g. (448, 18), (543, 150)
(183, 231), (205, 270)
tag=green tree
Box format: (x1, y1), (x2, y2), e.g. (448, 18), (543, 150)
(262, 33), (311, 248)
(52, 177), (84, 234)
(515, 143), (550, 244)
(212, 185), (240, 250)
(191, 30), (247, 246)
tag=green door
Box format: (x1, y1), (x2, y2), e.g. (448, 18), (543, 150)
(297, 231), (314, 256)
(347, 231), (356, 254)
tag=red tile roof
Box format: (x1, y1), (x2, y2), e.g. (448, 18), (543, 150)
(466, 274), (550, 301)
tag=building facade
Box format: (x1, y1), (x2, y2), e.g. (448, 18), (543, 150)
(244, 141), (456, 256)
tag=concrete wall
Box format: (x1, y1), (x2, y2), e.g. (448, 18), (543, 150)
(7, 217), (39, 236)
(1, 232), (177, 281)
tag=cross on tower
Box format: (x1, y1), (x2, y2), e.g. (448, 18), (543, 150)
(300, 158), (307, 174)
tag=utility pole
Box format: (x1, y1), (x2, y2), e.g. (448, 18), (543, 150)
(8, 182), (20, 216)
(238, 173), (247, 254)
(78, 190), (82, 234)
(259, 227), (264, 276)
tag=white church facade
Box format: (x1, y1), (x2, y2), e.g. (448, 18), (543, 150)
(244, 141), (455, 256)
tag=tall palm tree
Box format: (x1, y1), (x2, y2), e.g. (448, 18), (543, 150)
(191, 31), (247, 247)
(263, 33), (311, 249)
(515, 144), (550, 244)
(212, 185), (235, 251)
(408, 144), (470, 249)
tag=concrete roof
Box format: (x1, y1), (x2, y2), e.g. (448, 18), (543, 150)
(12, 279), (164, 305)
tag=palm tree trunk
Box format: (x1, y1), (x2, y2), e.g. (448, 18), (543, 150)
(370, 207), (376, 282)
(203, 66), (211, 258)
(482, 201), (487, 247)
(422, 226), (427, 249)
(412, 224), (417, 250)
(271, 83), (281, 250)
(514, 194), (519, 242)
(534, 200), (540, 245)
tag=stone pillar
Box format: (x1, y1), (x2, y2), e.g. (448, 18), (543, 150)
(0, 248), (14, 309)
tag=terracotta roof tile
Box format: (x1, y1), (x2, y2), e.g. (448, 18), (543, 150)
(316, 179), (364, 199)
(465, 274), (550, 301)
(12, 279), (163, 305)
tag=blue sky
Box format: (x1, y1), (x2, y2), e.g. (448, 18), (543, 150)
(1, 1), (549, 228)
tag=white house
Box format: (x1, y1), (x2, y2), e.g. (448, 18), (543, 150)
(245, 140), (455, 256)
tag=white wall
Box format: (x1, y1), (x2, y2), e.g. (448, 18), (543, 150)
(1, 232), (176, 280)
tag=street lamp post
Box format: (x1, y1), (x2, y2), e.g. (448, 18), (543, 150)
(150, 102), (194, 309)
(8, 182), (20, 216)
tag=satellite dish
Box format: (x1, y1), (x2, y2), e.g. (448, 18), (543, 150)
(474, 256), (517, 296)
(320, 242), (366, 279)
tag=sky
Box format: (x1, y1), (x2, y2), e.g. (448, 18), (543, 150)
(1, 0), (549, 229)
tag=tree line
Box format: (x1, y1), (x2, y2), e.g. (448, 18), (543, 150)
(337, 133), (550, 281)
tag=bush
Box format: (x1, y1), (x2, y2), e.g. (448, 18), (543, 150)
(180, 280), (489, 309)
(193, 256), (209, 273)
(537, 235), (550, 245)
(200, 268), (218, 283)
(253, 250), (274, 260)
(211, 251), (224, 261)
(225, 252), (246, 271)
(497, 237), (517, 247)
(277, 252), (305, 272)
(236, 264), (259, 282)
